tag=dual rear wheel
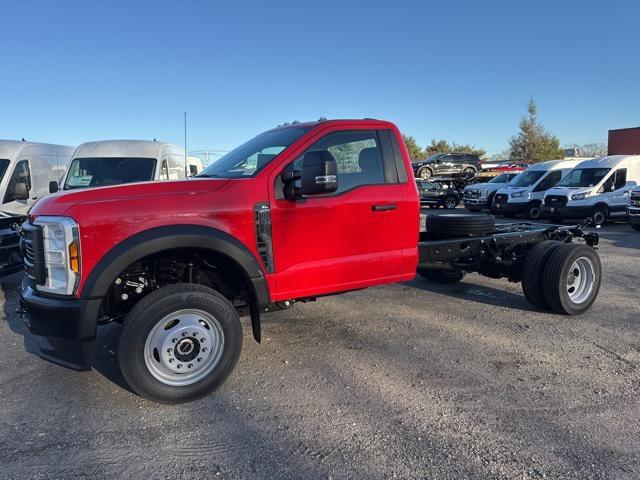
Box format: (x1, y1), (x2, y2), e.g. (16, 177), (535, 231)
(521, 241), (601, 314)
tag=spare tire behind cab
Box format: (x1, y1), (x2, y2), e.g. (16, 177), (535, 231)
(426, 212), (495, 237)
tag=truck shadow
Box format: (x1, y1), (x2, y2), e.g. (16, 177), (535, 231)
(0, 272), (40, 356)
(404, 275), (539, 312)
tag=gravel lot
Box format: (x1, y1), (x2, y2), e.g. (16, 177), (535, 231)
(1, 218), (639, 480)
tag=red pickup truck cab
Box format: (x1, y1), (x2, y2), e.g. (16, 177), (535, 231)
(20, 119), (420, 403)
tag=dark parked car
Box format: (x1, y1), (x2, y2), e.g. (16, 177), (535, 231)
(416, 179), (459, 209)
(412, 152), (482, 179)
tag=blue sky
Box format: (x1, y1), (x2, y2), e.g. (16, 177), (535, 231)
(1, 0), (638, 156)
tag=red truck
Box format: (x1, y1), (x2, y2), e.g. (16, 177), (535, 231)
(19, 119), (602, 404)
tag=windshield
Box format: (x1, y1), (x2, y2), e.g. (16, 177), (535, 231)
(424, 153), (445, 163)
(198, 127), (311, 179)
(489, 173), (514, 184)
(557, 168), (610, 188)
(509, 170), (546, 188)
(0, 160), (9, 184)
(64, 157), (157, 190)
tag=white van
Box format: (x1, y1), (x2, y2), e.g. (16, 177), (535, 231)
(0, 140), (73, 215)
(543, 155), (640, 226)
(61, 140), (200, 191)
(491, 159), (581, 219)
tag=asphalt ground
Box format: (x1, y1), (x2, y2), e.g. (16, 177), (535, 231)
(1, 215), (638, 479)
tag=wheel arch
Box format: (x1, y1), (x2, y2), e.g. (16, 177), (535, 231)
(81, 225), (270, 342)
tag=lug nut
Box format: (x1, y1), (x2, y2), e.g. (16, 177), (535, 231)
(169, 359), (174, 363)
(188, 364), (193, 368)
(120, 293), (128, 300)
(192, 332), (198, 336)
(197, 358), (202, 362)
(167, 348), (172, 353)
(176, 364), (182, 369)
(172, 338), (177, 343)
(115, 278), (122, 285)
(182, 332), (187, 337)
(202, 348), (207, 352)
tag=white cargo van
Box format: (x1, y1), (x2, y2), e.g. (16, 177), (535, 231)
(626, 186), (640, 231)
(0, 140), (73, 215)
(491, 160), (580, 219)
(61, 140), (199, 191)
(543, 155), (640, 226)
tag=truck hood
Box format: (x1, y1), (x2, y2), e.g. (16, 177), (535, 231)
(463, 182), (505, 193)
(497, 187), (528, 195)
(31, 179), (230, 216)
(545, 186), (593, 197)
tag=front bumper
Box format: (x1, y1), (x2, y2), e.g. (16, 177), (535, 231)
(463, 198), (489, 208)
(491, 200), (528, 215)
(628, 207), (640, 224)
(19, 277), (101, 370)
(542, 204), (592, 219)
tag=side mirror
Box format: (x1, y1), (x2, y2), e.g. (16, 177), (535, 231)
(14, 182), (29, 200)
(300, 151), (338, 196)
(49, 181), (59, 193)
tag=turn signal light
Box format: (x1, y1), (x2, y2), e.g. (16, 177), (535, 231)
(69, 242), (80, 273)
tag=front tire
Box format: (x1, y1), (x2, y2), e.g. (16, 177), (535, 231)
(592, 205), (608, 227)
(118, 283), (242, 404)
(526, 202), (542, 220)
(444, 195), (458, 209)
(417, 166), (433, 179)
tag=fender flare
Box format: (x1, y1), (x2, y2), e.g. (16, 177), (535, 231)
(81, 225), (270, 341)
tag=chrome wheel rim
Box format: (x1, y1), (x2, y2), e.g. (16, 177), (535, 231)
(445, 198), (456, 209)
(144, 309), (225, 386)
(420, 168), (431, 179)
(566, 257), (595, 304)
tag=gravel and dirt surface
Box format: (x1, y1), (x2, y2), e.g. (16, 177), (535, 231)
(1, 219), (639, 480)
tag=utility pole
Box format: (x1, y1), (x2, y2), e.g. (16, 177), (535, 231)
(184, 112), (188, 177)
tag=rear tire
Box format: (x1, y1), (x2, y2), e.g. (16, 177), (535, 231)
(521, 241), (563, 310)
(417, 267), (465, 284)
(542, 244), (601, 315)
(426, 212), (495, 237)
(118, 283), (242, 404)
(592, 205), (608, 227)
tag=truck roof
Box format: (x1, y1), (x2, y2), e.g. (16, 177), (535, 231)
(269, 118), (397, 131)
(72, 140), (183, 159)
(526, 159), (582, 171)
(0, 140), (74, 161)
(573, 155), (640, 169)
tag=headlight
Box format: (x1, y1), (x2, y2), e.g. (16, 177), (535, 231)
(511, 191), (527, 199)
(34, 216), (80, 296)
(479, 190), (488, 198)
(571, 192), (590, 201)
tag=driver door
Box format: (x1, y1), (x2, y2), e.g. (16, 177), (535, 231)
(269, 128), (407, 300)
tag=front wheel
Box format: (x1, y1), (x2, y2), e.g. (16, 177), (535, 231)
(463, 167), (476, 176)
(417, 166), (432, 179)
(527, 202), (542, 220)
(118, 283), (243, 404)
(444, 195), (458, 209)
(592, 205), (608, 227)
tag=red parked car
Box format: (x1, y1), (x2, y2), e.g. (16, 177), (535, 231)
(20, 119), (602, 403)
(491, 162), (531, 173)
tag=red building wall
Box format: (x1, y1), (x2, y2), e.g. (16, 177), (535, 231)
(608, 127), (640, 155)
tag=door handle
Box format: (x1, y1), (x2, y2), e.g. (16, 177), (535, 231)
(372, 204), (397, 211)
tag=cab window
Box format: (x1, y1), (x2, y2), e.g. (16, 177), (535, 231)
(3, 160), (31, 203)
(293, 130), (385, 194)
(533, 170), (562, 192)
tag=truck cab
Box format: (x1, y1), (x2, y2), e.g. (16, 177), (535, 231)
(62, 140), (198, 191)
(543, 156), (640, 226)
(627, 185), (640, 231)
(491, 160), (579, 219)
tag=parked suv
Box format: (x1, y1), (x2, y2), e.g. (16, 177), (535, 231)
(415, 179), (459, 209)
(412, 153), (482, 179)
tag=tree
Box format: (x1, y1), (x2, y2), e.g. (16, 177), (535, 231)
(509, 98), (564, 162)
(425, 139), (486, 159)
(402, 135), (425, 161)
